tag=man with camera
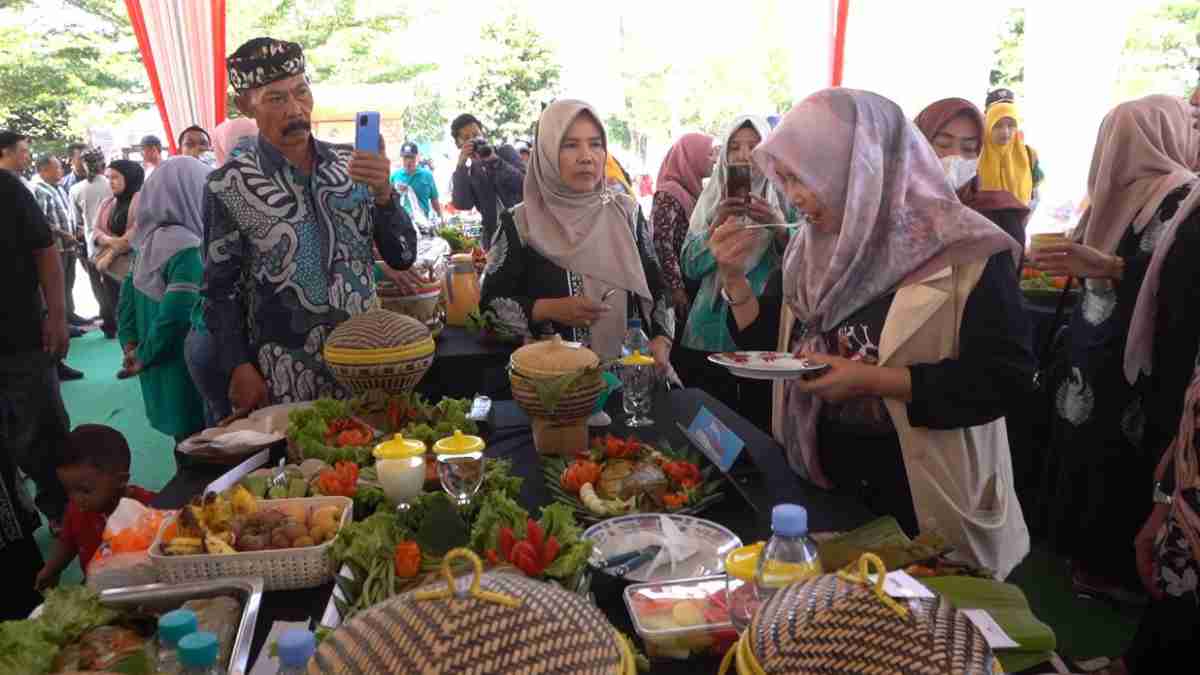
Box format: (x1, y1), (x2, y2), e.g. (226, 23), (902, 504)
(449, 114), (524, 249)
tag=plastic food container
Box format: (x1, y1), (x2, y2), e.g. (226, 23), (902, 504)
(623, 575), (739, 660)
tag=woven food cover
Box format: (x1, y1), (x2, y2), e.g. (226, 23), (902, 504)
(311, 549), (634, 675)
(325, 309), (433, 358)
(727, 554), (997, 675)
(511, 335), (599, 378)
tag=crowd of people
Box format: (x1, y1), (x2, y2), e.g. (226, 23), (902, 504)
(1, 31), (1197, 671)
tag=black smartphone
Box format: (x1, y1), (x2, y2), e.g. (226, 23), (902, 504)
(726, 164), (752, 204)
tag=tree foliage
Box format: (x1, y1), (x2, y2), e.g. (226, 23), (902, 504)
(989, 7), (1024, 95)
(1119, 1), (1200, 99)
(0, 0), (146, 154)
(462, 13), (561, 142)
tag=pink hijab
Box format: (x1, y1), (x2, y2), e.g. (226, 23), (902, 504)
(1121, 98), (1200, 383)
(211, 117), (258, 165)
(656, 132), (713, 219)
(753, 88), (1020, 485)
(1075, 95), (1198, 257)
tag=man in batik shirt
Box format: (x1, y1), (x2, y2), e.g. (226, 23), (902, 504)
(203, 38), (417, 409)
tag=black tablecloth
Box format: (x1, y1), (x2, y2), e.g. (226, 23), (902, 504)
(154, 388), (869, 669)
(153, 388), (1055, 673)
(417, 325), (515, 400)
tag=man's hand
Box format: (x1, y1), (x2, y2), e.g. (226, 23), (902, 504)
(457, 140), (475, 167)
(533, 296), (609, 328)
(349, 136), (393, 206)
(229, 363), (268, 412)
(43, 314), (69, 359)
(34, 566), (60, 592)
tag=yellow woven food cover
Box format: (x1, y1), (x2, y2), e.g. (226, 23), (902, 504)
(724, 555), (998, 675)
(511, 335), (600, 378)
(324, 309), (434, 364)
(310, 549), (634, 675)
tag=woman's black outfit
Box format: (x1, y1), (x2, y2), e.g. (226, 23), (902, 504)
(1045, 187), (1189, 591)
(727, 253), (1033, 534)
(479, 209), (674, 344)
(1123, 202), (1200, 672)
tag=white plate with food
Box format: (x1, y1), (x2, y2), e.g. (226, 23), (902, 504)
(584, 513), (742, 583)
(707, 351), (829, 380)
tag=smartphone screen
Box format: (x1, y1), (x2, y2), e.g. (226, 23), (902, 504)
(355, 111), (381, 154)
(726, 164), (752, 202)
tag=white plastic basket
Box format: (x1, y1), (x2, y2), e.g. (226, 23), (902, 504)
(149, 496), (353, 591)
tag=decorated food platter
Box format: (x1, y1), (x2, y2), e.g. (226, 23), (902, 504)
(542, 435), (724, 523)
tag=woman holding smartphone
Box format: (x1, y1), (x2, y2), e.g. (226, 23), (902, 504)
(714, 89), (1032, 578)
(675, 115), (788, 427)
(479, 99), (674, 366)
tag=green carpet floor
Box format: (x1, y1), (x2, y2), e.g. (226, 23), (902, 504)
(43, 316), (1142, 662)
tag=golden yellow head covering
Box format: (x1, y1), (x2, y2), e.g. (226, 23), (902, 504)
(979, 102), (1034, 205)
(605, 153), (633, 195)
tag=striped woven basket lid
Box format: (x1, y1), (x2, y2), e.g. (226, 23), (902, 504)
(310, 549), (635, 675)
(326, 309), (430, 351)
(738, 554), (997, 674)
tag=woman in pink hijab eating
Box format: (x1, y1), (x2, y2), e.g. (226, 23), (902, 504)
(712, 88), (1032, 579)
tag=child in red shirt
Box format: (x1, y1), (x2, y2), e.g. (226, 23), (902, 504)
(35, 424), (156, 589)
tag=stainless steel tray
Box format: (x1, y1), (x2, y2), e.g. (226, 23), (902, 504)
(97, 576), (263, 675)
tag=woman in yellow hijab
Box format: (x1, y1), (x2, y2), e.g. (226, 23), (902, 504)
(979, 102), (1036, 206)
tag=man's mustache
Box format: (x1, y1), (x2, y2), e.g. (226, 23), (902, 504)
(283, 119), (311, 135)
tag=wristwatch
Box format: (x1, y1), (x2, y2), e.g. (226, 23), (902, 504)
(1153, 481), (1173, 506)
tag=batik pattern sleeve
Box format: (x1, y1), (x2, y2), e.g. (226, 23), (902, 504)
(651, 193), (688, 292)
(478, 213), (535, 338)
(372, 193), (417, 270)
(635, 205), (675, 341)
(137, 248), (203, 368)
(201, 184), (253, 374)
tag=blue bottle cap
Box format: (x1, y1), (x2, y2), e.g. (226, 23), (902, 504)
(627, 318), (642, 329)
(771, 503), (808, 537)
(278, 629), (317, 667)
(158, 609), (198, 646)
(177, 631), (219, 668)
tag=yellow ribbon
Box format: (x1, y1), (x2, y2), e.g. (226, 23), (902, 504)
(413, 548), (522, 608)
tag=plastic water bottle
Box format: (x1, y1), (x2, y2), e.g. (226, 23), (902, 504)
(754, 504), (822, 606)
(278, 628), (317, 674)
(619, 318), (655, 427)
(156, 608), (197, 674)
(177, 631), (220, 674)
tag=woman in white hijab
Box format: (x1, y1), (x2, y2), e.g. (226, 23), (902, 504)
(479, 100), (674, 365)
(676, 115), (790, 428)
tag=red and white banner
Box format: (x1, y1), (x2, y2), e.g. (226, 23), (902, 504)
(124, 0), (227, 154)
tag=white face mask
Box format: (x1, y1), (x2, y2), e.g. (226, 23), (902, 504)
(940, 154), (978, 190)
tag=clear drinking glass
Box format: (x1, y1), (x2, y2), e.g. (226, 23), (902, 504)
(620, 360), (655, 427)
(376, 455), (426, 513)
(437, 451), (485, 506)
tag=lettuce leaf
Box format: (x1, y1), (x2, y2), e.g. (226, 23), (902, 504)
(468, 492), (528, 553)
(537, 503), (582, 547)
(0, 620), (57, 674)
(543, 540), (593, 579)
(37, 585), (120, 645)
